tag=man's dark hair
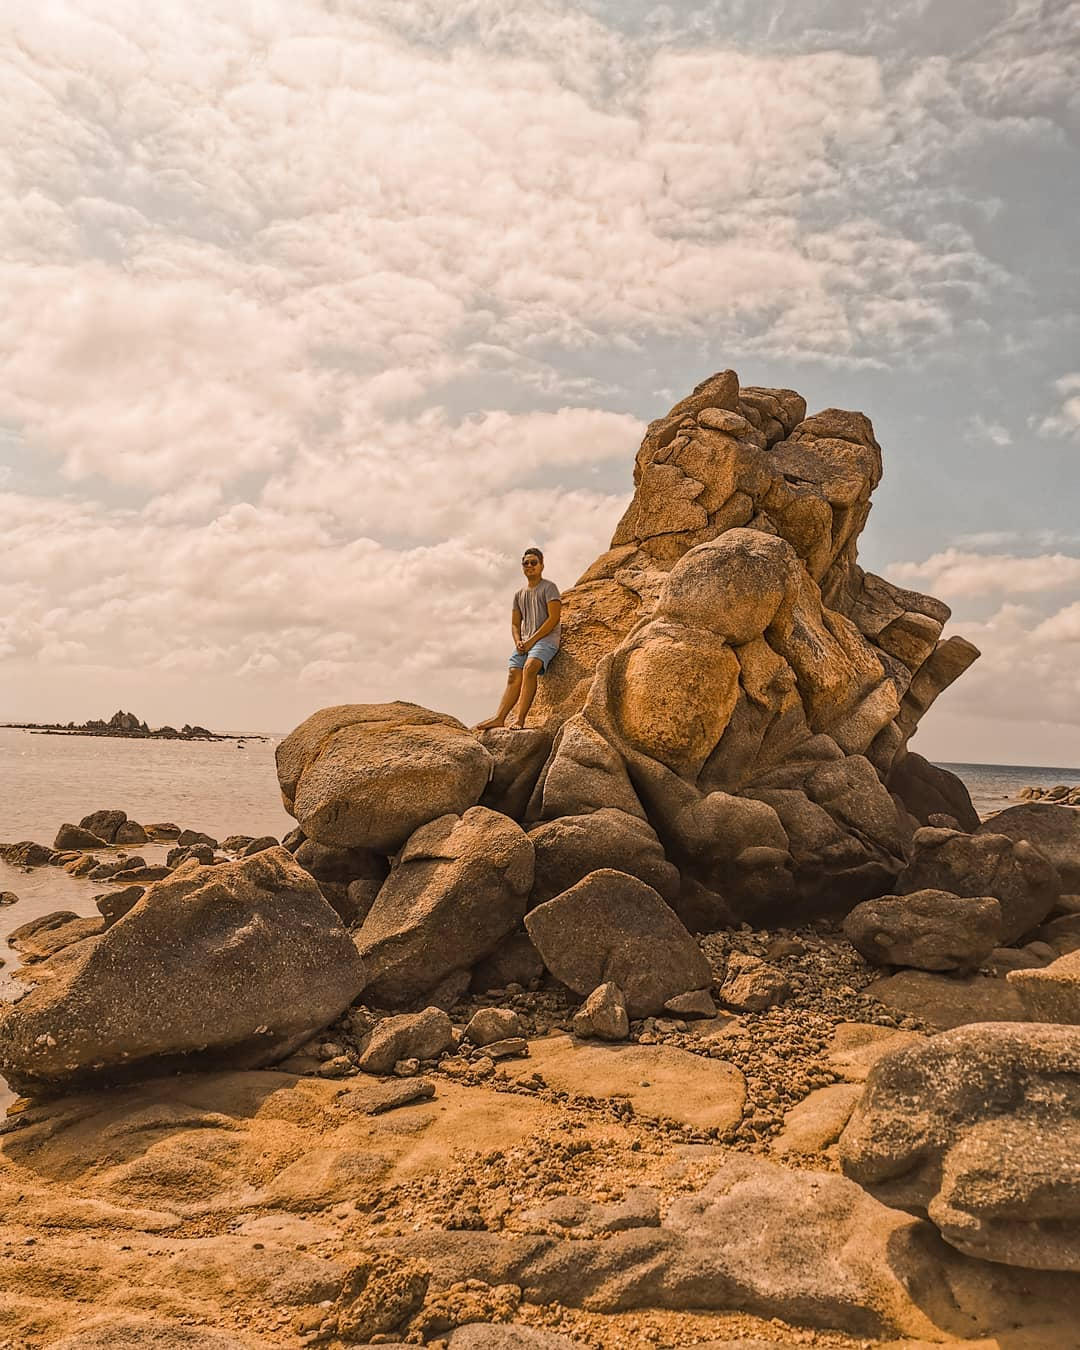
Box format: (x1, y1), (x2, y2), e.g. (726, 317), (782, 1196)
(522, 547), (544, 564)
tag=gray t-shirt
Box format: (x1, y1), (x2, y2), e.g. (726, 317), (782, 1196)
(515, 578), (562, 647)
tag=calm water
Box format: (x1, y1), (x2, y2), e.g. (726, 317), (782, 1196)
(939, 761), (1080, 820)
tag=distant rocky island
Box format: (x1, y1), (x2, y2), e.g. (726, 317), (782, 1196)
(3, 708), (264, 742)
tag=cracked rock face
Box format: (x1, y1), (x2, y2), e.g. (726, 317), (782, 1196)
(526, 370), (978, 919)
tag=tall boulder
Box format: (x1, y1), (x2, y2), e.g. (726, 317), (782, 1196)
(517, 371), (977, 921)
(276, 702), (492, 854)
(355, 807), (534, 1007)
(0, 848), (367, 1096)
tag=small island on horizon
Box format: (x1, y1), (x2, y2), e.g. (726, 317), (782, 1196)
(3, 708), (266, 742)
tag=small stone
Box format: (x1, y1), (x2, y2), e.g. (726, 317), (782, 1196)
(663, 989), (717, 1018)
(394, 1058), (420, 1076)
(720, 953), (791, 1012)
(483, 1037), (528, 1059)
(572, 982), (630, 1041)
(464, 1007), (523, 1046)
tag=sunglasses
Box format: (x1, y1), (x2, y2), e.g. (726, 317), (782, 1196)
(521, 559), (541, 566)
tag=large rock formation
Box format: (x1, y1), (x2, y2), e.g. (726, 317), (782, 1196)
(273, 372), (978, 929)
(522, 371), (978, 919)
(0, 848), (367, 1094)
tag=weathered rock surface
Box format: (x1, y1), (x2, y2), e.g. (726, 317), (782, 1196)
(355, 1007), (455, 1074)
(1008, 948), (1080, 1024)
(719, 952), (791, 1011)
(895, 827), (1060, 944)
(843, 889), (1001, 971)
(527, 807), (679, 904)
(464, 1007), (522, 1046)
(277, 702), (492, 854)
(886, 751), (979, 832)
(839, 1022), (1080, 1270)
(279, 371), (978, 927)
(501, 1034), (745, 1132)
(772, 1082), (862, 1156)
(865, 970), (1027, 1030)
(355, 808), (533, 1007)
(53, 823), (108, 850)
(79, 809), (128, 844)
(524, 869), (712, 1016)
(978, 802), (1080, 893)
(0, 848), (367, 1094)
(571, 981), (629, 1041)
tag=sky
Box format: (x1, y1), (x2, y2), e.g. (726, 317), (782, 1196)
(1, 0), (1078, 765)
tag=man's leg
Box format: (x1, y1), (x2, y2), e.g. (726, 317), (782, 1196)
(475, 668), (523, 730)
(508, 657), (543, 728)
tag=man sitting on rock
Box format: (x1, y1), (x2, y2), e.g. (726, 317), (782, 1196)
(476, 547), (562, 730)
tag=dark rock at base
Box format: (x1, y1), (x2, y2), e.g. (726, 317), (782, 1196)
(0, 848), (367, 1096)
(355, 808), (533, 1008)
(114, 820), (148, 846)
(112, 865), (171, 883)
(293, 839), (388, 890)
(527, 808), (679, 905)
(243, 835), (278, 856)
(977, 802), (1080, 893)
(478, 727), (553, 820)
(0, 891), (19, 906)
(866, 969), (1027, 1030)
(144, 822), (181, 840)
(167, 844), (216, 867)
(221, 835), (254, 852)
(470, 928), (545, 992)
(895, 826), (1060, 944)
(282, 826), (305, 852)
(177, 829), (219, 849)
(839, 1022), (1080, 1271)
(355, 1007), (455, 1074)
(525, 869), (712, 1017)
(95, 885), (145, 927)
(843, 889), (1002, 971)
(1, 842), (54, 867)
(887, 751), (979, 831)
(53, 823), (109, 851)
(78, 809), (127, 843)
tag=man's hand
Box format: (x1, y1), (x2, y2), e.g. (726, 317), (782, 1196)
(515, 639), (529, 654)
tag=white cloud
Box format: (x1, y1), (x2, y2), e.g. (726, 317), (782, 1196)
(1038, 374), (1080, 441)
(887, 548), (1080, 597)
(965, 413), (1012, 447)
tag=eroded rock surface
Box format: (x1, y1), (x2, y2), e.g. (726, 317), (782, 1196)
(0, 849), (367, 1095)
(276, 702), (492, 854)
(839, 1022), (1080, 1271)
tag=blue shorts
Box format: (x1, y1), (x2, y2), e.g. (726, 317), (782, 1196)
(509, 638), (559, 673)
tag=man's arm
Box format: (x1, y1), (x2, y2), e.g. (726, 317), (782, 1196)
(513, 605), (524, 651)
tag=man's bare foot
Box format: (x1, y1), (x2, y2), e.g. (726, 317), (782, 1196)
(504, 716), (527, 730)
(473, 716), (505, 731)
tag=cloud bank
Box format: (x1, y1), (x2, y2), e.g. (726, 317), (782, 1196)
(2, 0), (1077, 762)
